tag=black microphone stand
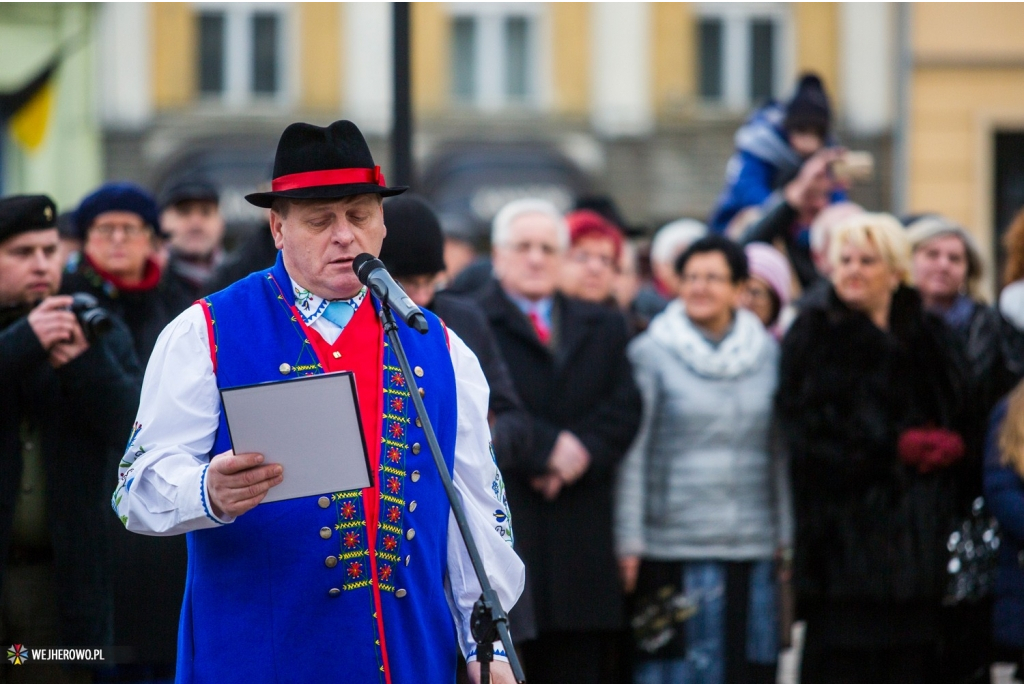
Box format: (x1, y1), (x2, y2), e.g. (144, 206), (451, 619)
(378, 302), (526, 684)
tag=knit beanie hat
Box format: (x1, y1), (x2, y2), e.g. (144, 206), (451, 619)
(745, 242), (792, 308)
(75, 182), (161, 239)
(380, 194), (446, 277)
(784, 73), (832, 137)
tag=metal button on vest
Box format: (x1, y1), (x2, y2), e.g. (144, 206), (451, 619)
(325, 556), (338, 569)
(328, 588), (341, 598)
(320, 527), (332, 539)
(406, 528), (416, 540)
(418, 388), (425, 398)
(395, 589), (408, 598)
(405, 555), (411, 566)
(414, 366), (424, 378)
(411, 443), (421, 455)
(408, 500), (417, 512)
(318, 496), (331, 508)
(415, 417), (422, 428)
(279, 363), (292, 375)
(410, 470), (420, 482)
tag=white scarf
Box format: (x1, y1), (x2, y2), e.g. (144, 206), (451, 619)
(648, 300), (768, 379)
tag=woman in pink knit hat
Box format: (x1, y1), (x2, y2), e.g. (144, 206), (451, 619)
(740, 242), (793, 338)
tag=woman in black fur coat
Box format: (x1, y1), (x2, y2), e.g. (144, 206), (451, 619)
(775, 213), (968, 683)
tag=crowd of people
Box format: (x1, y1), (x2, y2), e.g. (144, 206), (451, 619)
(3, 74), (1024, 685)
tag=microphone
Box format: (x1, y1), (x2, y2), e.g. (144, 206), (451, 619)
(353, 253), (429, 334)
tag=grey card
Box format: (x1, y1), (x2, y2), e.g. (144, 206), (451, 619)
(220, 371), (372, 503)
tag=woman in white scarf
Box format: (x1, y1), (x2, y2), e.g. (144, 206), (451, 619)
(615, 235), (791, 684)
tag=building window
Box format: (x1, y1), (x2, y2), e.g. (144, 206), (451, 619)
(198, 13), (226, 94)
(251, 13), (280, 95)
(452, 17), (476, 101)
(448, 4), (540, 110)
(695, 3), (789, 110)
(749, 19), (775, 102)
(504, 16), (530, 102)
(194, 3), (290, 105)
(697, 18), (723, 100)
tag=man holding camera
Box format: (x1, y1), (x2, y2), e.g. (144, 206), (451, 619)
(0, 195), (141, 672)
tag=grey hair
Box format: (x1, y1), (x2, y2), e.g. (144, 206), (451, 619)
(650, 219), (708, 266)
(491, 198), (569, 250)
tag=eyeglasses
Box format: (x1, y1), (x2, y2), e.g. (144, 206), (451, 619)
(681, 273), (731, 286)
(568, 250), (616, 269)
(90, 222), (152, 240)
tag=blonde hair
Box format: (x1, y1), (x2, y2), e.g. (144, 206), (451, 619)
(999, 379), (1024, 478)
(828, 212), (912, 284)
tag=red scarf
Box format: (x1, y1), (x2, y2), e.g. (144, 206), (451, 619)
(85, 254), (162, 292)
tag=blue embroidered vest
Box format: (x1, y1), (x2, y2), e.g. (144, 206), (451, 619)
(176, 254), (459, 683)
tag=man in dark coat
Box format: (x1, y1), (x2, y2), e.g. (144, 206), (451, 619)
(379, 194), (538, 643)
(60, 182), (187, 675)
(158, 178), (226, 310)
(0, 195), (141, 676)
(476, 198), (642, 683)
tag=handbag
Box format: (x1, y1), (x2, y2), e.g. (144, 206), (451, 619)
(943, 496), (1001, 606)
(630, 560), (697, 656)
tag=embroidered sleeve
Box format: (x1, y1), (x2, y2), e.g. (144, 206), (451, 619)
(444, 331), (525, 661)
(112, 304), (234, 535)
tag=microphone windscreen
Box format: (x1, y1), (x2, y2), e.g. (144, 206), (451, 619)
(352, 253), (379, 284)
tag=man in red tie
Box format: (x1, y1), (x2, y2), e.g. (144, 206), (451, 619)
(476, 198), (642, 683)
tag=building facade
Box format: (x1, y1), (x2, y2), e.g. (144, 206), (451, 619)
(97, 2), (897, 243)
(907, 3), (1024, 288)
(4, 1), (1006, 294)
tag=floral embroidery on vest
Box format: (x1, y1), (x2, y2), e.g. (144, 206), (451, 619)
(375, 342), (410, 594)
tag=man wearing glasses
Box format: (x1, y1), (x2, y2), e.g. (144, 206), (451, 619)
(60, 182), (187, 679)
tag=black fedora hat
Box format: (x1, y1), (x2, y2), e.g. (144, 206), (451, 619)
(245, 120), (406, 208)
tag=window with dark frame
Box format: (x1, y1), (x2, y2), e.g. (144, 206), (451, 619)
(749, 19), (775, 102)
(698, 17), (723, 100)
(452, 16), (476, 101)
(251, 13), (279, 95)
(198, 12), (225, 95)
(505, 16), (530, 101)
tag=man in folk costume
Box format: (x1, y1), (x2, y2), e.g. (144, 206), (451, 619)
(112, 120), (524, 683)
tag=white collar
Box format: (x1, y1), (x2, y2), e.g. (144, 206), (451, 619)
(290, 278), (368, 326)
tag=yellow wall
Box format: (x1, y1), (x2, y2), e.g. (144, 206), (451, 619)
(411, 2), (448, 113)
(299, 3), (341, 110)
(550, 3), (590, 116)
(909, 3), (1024, 282)
(914, 3), (1024, 60)
(651, 3), (693, 113)
(152, 3), (194, 108)
(909, 68), (1024, 276)
(793, 3), (839, 109)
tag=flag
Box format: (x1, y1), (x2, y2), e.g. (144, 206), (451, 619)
(0, 57), (59, 152)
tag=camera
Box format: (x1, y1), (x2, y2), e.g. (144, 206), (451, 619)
(68, 293), (113, 342)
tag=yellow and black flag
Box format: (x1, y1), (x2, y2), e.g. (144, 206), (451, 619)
(0, 56), (59, 152)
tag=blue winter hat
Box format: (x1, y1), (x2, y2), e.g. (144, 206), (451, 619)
(75, 182), (161, 238)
